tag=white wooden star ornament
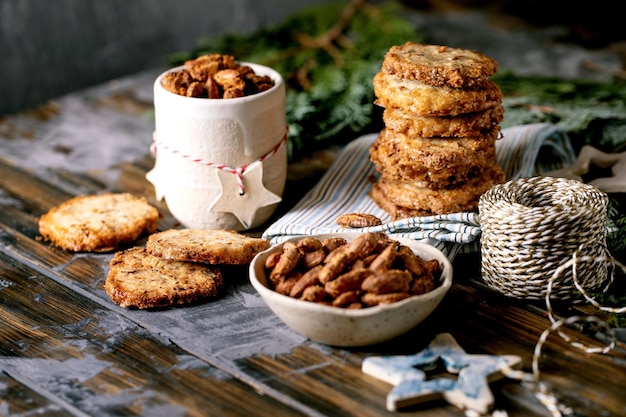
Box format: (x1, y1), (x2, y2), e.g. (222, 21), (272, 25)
(362, 333), (522, 414)
(208, 162), (282, 229)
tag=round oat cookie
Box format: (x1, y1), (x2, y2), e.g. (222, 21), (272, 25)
(382, 105), (504, 138)
(369, 130), (498, 188)
(373, 71), (503, 117)
(38, 193), (159, 252)
(372, 127), (498, 170)
(105, 247), (224, 309)
(146, 228), (270, 265)
(370, 183), (433, 220)
(369, 165), (506, 218)
(381, 42), (498, 88)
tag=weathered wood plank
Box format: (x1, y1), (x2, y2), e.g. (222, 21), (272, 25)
(0, 371), (76, 417)
(239, 345), (466, 417)
(0, 158), (393, 416)
(2, 145), (625, 417)
(0, 251), (305, 417)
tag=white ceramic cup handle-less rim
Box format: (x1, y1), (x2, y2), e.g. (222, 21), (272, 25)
(153, 63), (286, 158)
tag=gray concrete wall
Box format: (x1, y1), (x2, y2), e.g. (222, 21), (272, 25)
(0, 0), (333, 115)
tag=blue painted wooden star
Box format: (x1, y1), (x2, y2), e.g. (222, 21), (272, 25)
(362, 333), (522, 413)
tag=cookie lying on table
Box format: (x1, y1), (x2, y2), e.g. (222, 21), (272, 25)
(105, 229), (270, 309)
(146, 228), (270, 265)
(38, 193), (159, 252)
(105, 247), (224, 309)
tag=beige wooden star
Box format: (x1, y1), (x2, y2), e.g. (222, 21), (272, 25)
(208, 163), (282, 229)
(547, 145), (626, 193)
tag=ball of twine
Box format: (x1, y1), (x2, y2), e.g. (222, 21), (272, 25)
(478, 176), (610, 300)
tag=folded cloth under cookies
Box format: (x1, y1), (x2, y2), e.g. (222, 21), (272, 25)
(262, 123), (576, 260)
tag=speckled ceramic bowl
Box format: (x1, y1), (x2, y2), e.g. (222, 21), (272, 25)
(249, 233), (453, 347)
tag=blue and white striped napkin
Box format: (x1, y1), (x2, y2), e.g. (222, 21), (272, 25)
(262, 123), (576, 260)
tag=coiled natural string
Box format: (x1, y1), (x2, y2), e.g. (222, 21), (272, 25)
(473, 249), (625, 417)
(478, 177), (621, 417)
(473, 176), (620, 417)
(478, 176), (610, 300)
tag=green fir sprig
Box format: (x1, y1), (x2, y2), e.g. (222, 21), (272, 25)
(166, 0), (418, 160)
(168, 1), (626, 259)
(494, 71), (626, 153)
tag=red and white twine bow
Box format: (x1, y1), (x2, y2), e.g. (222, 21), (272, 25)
(151, 127), (288, 195)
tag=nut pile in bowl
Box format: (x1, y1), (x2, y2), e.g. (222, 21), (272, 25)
(249, 232), (453, 347)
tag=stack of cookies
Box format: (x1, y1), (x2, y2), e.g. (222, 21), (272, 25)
(368, 42), (506, 219)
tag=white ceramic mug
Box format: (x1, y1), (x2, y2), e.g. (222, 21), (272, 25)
(147, 63), (287, 231)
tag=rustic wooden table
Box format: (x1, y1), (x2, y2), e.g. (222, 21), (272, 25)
(1, 68), (625, 417)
